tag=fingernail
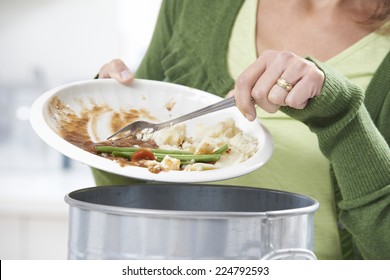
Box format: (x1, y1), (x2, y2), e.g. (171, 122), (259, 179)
(120, 70), (133, 80)
(226, 90), (235, 98)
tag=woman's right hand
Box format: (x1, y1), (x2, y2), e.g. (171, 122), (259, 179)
(232, 50), (325, 121)
(96, 59), (134, 85)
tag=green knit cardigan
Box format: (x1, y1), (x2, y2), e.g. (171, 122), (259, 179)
(103, 0), (390, 259)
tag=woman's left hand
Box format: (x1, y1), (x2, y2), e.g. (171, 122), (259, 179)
(231, 50), (325, 121)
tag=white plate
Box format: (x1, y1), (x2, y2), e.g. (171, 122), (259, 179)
(30, 79), (273, 183)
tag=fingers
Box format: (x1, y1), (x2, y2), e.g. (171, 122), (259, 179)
(234, 50), (325, 120)
(251, 51), (303, 112)
(98, 59), (134, 85)
(233, 51), (272, 120)
(284, 62), (324, 108)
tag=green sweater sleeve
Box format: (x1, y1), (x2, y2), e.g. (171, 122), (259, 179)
(282, 60), (390, 259)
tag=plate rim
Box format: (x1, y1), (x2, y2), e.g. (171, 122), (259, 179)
(30, 79), (273, 183)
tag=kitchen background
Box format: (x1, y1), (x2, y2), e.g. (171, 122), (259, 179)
(0, 0), (161, 259)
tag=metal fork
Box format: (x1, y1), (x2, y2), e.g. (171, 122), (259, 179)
(107, 96), (237, 140)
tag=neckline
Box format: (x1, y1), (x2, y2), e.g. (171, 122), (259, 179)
(325, 32), (379, 65)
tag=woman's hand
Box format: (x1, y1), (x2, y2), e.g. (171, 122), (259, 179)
(232, 50), (325, 121)
(96, 59), (134, 85)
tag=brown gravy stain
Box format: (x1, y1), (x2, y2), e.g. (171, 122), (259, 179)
(109, 108), (158, 135)
(49, 96), (160, 170)
(49, 96), (94, 151)
(165, 99), (176, 111)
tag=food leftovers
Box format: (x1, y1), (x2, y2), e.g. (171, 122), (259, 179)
(52, 96), (258, 173)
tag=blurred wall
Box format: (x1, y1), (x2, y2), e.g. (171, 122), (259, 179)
(0, 0), (161, 87)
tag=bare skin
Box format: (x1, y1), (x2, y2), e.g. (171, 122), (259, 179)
(234, 0), (379, 120)
(97, 58), (134, 85)
(255, 0), (377, 60)
(97, 0), (381, 120)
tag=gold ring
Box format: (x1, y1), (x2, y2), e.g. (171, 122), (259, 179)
(276, 77), (293, 92)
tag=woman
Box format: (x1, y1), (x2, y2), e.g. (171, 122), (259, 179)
(96, 0), (390, 259)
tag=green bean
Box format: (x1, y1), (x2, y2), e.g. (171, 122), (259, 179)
(111, 151), (220, 163)
(213, 144), (229, 154)
(95, 145), (192, 155)
(96, 144), (228, 164)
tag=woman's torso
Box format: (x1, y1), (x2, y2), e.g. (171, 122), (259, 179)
(224, 0), (390, 259)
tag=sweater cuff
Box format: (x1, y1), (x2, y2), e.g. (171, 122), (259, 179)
(281, 58), (365, 157)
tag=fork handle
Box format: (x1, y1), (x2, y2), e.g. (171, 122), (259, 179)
(161, 96), (236, 127)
